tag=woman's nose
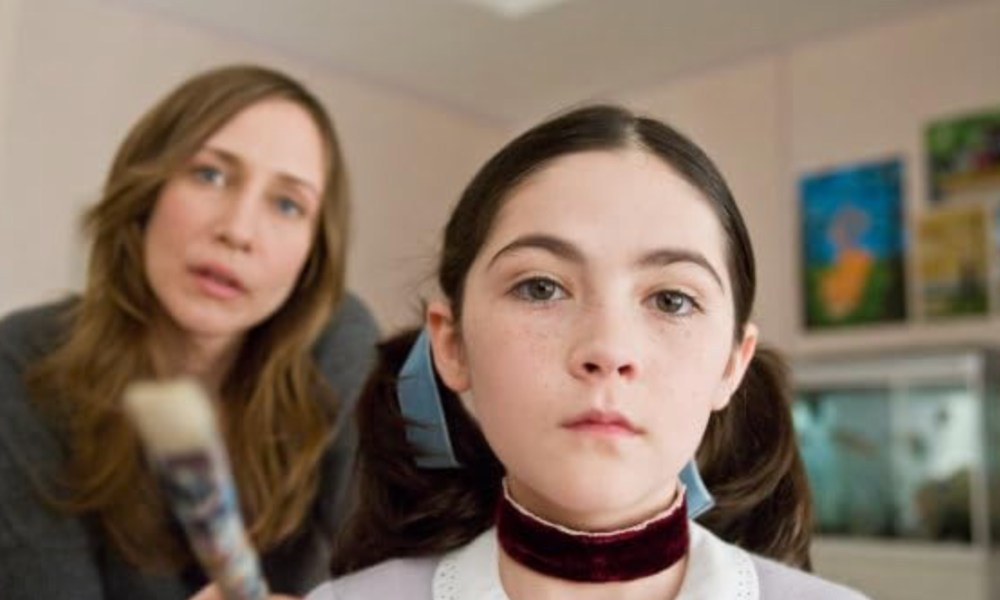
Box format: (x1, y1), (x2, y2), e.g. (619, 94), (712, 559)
(214, 188), (259, 252)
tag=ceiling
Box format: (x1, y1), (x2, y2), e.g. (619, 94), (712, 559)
(121, 0), (974, 124)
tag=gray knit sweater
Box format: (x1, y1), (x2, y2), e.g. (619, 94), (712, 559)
(0, 294), (379, 599)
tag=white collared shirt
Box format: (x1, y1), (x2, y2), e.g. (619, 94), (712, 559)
(431, 521), (758, 600)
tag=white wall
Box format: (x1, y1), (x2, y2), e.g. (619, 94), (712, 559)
(0, 0), (22, 306)
(0, 0), (506, 328)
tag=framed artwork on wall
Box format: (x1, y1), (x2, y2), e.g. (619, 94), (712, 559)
(927, 107), (1000, 204)
(800, 157), (907, 330)
(916, 205), (989, 320)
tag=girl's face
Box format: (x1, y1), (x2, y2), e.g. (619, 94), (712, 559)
(144, 99), (326, 350)
(429, 149), (756, 531)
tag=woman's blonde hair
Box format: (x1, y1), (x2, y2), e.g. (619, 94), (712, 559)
(27, 64), (349, 569)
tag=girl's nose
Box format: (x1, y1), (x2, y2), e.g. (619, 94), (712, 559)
(568, 307), (641, 382)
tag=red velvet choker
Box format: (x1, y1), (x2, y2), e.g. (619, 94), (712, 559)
(495, 482), (689, 583)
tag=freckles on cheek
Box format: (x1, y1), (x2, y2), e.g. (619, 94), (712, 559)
(469, 320), (545, 390)
(517, 324), (555, 360)
(516, 327), (562, 393)
(495, 323), (524, 356)
(522, 324), (549, 349)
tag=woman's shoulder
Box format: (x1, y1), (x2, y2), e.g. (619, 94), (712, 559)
(311, 291), (380, 399)
(0, 297), (76, 366)
(312, 292), (380, 358)
(306, 556), (438, 600)
(750, 554), (871, 600)
(0, 298), (74, 469)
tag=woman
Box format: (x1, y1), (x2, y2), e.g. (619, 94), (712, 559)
(309, 105), (867, 598)
(0, 65), (378, 598)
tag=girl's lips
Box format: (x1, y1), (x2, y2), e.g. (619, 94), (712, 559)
(562, 409), (642, 435)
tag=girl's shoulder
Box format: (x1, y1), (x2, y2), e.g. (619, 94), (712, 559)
(687, 522), (869, 600)
(750, 554), (871, 600)
(306, 557), (439, 600)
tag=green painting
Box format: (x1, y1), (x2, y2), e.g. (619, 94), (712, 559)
(927, 107), (1000, 203)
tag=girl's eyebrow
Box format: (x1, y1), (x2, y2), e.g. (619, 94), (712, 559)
(488, 233), (583, 268)
(488, 233), (724, 290)
(637, 249), (723, 289)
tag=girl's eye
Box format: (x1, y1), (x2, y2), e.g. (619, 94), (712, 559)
(652, 290), (698, 316)
(275, 196), (305, 218)
(512, 277), (566, 302)
(192, 165), (226, 187)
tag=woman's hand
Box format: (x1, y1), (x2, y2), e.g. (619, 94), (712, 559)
(189, 583), (301, 600)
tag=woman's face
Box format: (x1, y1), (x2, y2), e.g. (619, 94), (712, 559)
(144, 99), (326, 349)
(429, 149), (756, 531)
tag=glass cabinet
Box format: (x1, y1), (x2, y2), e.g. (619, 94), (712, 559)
(791, 350), (1000, 600)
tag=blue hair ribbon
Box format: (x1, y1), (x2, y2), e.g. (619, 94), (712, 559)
(397, 329), (461, 468)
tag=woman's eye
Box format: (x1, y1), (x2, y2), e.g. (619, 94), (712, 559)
(275, 196), (305, 218)
(512, 277), (565, 302)
(652, 290), (698, 316)
(192, 165), (226, 187)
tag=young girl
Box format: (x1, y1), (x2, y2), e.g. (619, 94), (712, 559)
(0, 65), (378, 598)
(311, 105), (866, 599)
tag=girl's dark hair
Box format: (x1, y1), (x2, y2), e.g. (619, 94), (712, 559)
(332, 105), (812, 573)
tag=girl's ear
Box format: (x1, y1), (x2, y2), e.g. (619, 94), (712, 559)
(426, 299), (471, 394)
(711, 322), (758, 411)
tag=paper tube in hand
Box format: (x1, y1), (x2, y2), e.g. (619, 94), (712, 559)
(123, 379), (269, 600)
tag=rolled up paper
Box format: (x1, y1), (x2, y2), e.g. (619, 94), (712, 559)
(123, 379), (269, 600)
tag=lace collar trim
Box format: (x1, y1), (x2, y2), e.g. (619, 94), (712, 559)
(432, 521), (758, 600)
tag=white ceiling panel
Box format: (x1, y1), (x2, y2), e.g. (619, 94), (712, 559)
(116, 0), (981, 123)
